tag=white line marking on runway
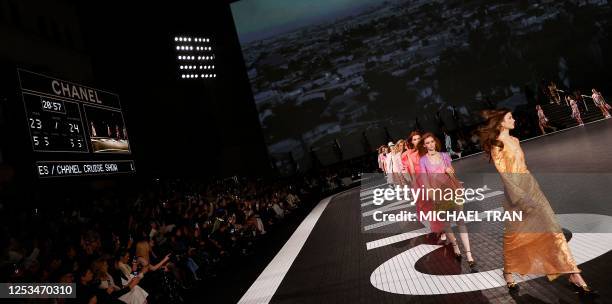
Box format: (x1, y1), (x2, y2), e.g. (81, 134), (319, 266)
(361, 200), (375, 207)
(362, 199), (413, 217)
(237, 195), (334, 304)
(360, 181), (390, 192)
(369, 213), (612, 295)
(366, 228), (430, 250)
(363, 203), (415, 218)
(361, 189), (377, 196)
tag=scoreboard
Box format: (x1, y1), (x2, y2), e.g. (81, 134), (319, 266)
(22, 92), (88, 152)
(17, 69), (135, 178)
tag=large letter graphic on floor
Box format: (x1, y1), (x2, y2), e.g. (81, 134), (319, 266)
(370, 214), (612, 295)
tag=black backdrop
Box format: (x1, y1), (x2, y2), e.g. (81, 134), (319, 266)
(75, 0), (269, 178)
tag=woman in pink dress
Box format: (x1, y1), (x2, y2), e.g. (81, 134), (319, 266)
(568, 96), (584, 126)
(535, 105), (555, 135)
(404, 131), (421, 180)
(406, 131), (445, 240)
(418, 133), (476, 269)
(592, 88), (612, 119)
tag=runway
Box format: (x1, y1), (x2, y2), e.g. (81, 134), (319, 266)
(240, 119), (612, 304)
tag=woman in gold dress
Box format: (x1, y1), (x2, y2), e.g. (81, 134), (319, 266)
(478, 109), (596, 295)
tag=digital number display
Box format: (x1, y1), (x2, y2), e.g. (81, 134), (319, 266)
(22, 93), (88, 152)
(40, 98), (65, 113)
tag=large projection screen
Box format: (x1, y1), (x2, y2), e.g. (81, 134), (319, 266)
(231, 0), (612, 170)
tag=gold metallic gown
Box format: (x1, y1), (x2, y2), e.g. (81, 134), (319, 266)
(492, 136), (579, 280)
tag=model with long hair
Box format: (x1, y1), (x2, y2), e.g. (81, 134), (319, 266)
(535, 105), (555, 135)
(418, 133), (476, 269)
(568, 96), (584, 126)
(592, 88), (612, 119)
(401, 139), (415, 180)
(389, 141), (407, 186)
(405, 131), (421, 180)
(548, 81), (561, 104)
(477, 109), (596, 294)
(406, 131), (447, 241)
(395, 139), (411, 185)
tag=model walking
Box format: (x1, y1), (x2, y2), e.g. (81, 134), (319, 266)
(535, 105), (555, 135)
(568, 96), (584, 126)
(592, 88), (611, 119)
(418, 133), (476, 270)
(478, 109), (597, 295)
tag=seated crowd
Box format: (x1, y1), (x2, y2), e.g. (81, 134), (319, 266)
(0, 171), (352, 303)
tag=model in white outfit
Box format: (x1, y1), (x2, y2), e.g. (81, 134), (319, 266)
(385, 142), (395, 186)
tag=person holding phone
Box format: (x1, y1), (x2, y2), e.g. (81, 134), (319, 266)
(115, 250), (149, 303)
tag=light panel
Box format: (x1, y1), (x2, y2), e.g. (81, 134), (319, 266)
(173, 35), (217, 80)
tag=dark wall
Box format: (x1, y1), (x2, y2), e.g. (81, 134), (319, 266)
(77, 1), (270, 178)
(0, 0), (94, 185)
